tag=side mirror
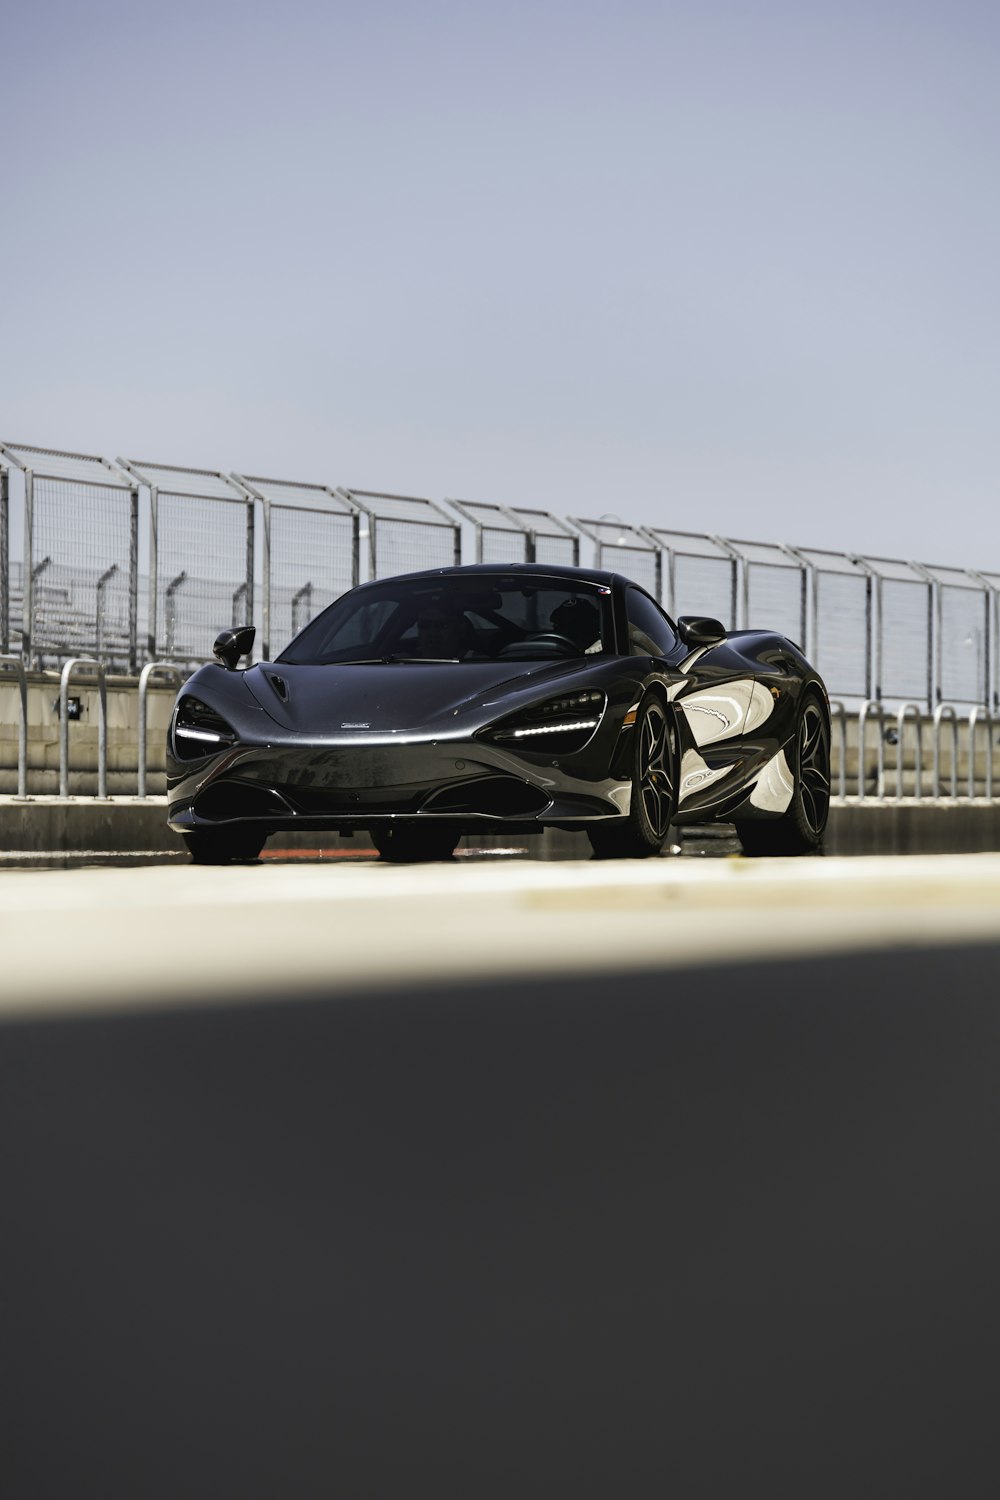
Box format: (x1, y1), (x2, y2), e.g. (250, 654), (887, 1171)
(213, 625), (256, 670)
(677, 615), (727, 648)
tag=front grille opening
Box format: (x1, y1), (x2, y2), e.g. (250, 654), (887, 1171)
(194, 780), (291, 822)
(424, 776), (550, 817)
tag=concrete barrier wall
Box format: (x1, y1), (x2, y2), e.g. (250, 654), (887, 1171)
(4, 795), (1000, 858)
(0, 673), (176, 795)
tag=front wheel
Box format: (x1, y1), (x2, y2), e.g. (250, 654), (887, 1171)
(182, 827), (267, 865)
(735, 693), (830, 856)
(588, 696), (678, 859)
(369, 824), (461, 864)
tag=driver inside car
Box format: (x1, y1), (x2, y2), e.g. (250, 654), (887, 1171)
(549, 597), (603, 654)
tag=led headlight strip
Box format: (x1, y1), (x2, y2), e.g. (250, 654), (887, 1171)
(174, 725), (230, 743)
(505, 719), (601, 738)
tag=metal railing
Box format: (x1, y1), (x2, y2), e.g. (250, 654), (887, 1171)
(59, 658), (107, 799)
(137, 662), (187, 797)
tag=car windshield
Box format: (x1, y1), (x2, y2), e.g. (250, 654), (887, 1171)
(277, 574), (615, 664)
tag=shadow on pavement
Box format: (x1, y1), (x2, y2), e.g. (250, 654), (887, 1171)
(2, 944), (999, 1498)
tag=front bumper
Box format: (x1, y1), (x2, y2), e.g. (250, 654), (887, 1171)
(167, 734), (631, 834)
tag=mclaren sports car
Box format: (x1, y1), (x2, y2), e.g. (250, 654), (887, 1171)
(167, 563), (831, 862)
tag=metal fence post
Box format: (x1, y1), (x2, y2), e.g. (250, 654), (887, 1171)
(24, 468), (34, 665)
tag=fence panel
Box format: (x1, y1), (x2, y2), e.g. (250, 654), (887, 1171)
(505, 507), (580, 567)
(972, 570), (1000, 710)
(121, 460), (253, 665)
(644, 529), (737, 627)
(0, 443), (138, 670)
(570, 517), (661, 597)
(447, 499), (530, 564)
(856, 555), (933, 707)
(337, 489), (460, 580)
(724, 538), (806, 646)
(793, 547), (871, 699)
(236, 475), (358, 659)
(919, 563), (989, 706)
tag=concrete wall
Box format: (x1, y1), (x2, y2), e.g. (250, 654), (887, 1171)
(4, 795), (1000, 858)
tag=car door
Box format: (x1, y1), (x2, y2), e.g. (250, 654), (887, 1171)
(621, 588), (758, 811)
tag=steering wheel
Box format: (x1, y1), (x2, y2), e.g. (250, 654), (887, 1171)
(497, 632), (578, 658)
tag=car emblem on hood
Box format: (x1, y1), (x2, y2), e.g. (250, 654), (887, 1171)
(341, 722), (370, 729)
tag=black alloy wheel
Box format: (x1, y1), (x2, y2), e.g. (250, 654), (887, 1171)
(735, 692), (831, 856)
(369, 823), (461, 864)
(588, 696), (678, 859)
(182, 828), (267, 865)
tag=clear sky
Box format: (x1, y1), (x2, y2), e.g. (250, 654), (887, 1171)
(2, 0), (998, 567)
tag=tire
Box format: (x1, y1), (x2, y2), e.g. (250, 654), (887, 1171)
(182, 827), (267, 865)
(588, 696), (678, 859)
(735, 692), (830, 856)
(369, 823), (461, 864)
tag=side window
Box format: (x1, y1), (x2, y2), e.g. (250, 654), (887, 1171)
(626, 588), (677, 658)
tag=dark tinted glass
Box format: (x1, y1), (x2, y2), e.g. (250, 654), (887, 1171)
(626, 588), (677, 657)
(278, 574), (614, 664)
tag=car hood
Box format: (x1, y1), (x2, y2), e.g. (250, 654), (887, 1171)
(243, 658), (604, 735)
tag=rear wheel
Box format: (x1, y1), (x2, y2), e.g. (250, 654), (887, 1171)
(369, 824), (461, 863)
(735, 693), (830, 856)
(182, 827), (267, 865)
(588, 696), (678, 859)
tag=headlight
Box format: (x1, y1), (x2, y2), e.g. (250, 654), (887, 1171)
(486, 690), (606, 753)
(172, 695), (237, 760)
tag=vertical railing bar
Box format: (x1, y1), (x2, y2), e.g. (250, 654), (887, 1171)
(138, 662), (185, 797)
(932, 703), (960, 800)
(857, 700), (885, 801)
(127, 482), (139, 672)
(23, 469), (34, 666)
(59, 658), (107, 799)
(894, 703), (923, 801)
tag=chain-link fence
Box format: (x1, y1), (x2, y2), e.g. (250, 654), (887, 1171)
(918, 562), (990, 706)
(570, 516), (661, 597)
(645, 529), (738, 628)
(337, 489), (460, 580)
(725, 538), (806, 647)
(121, 459), (253, 666)
(0, 443), (138, 670)
(446, 499), (531, 564)
(791, 547), (872, 700)
(854, 555), (933, 708)
(507, 507), (581, 567)
(4, 439), (1000, 708)
(235, 474), (359, 659)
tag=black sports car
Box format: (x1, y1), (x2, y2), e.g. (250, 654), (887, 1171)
(167, 563), (831, 863)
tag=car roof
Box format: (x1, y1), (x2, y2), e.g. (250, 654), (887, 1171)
(353, 562), (625, 590)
